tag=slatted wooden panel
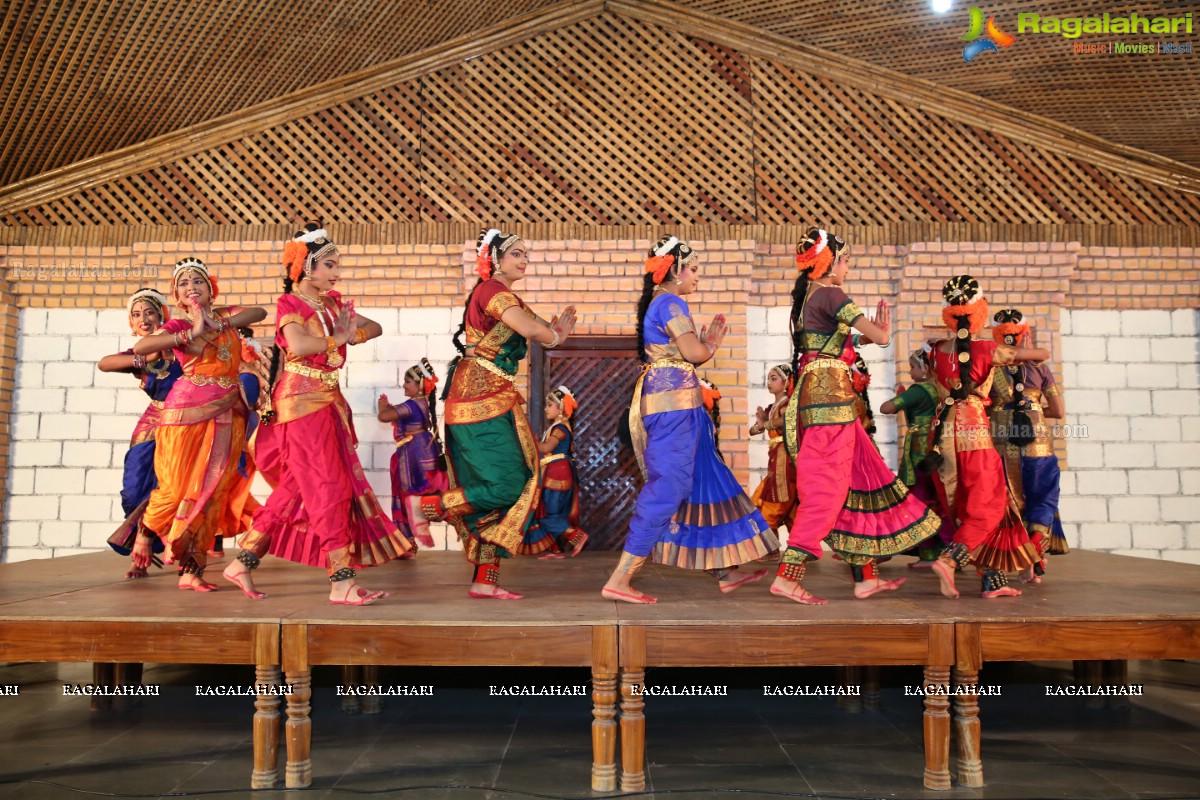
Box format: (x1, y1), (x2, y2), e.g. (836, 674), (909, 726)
(0, 0), (561, 185)
(531, 337), (644, 550)
(687, 0), (1200, 169)
(5, 12), (1200, 228)
(752, 60), (1200, 226)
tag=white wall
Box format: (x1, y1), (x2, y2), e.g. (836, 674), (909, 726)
(6, 306), (1200, 565)
(1058, 309), (1200, 564)
(4, 306), (462, 562)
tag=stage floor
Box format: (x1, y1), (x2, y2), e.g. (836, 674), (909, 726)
(0, 549), (1197, 799)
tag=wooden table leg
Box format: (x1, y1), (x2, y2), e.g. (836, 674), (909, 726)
(863, 666), (882, 711)
(837, 666), (863, 713)
(952, 665), (983, 787)
(283, 626), (312, 789)
(619, 626), (646, 793)
(360, 665), (381, 715)
(1104, 660), (1130, 711)
(91, 663), (114, 712)
(922, 665), (952, 790)
(252, 663), (281, 789)
(591, 626), (618, 792)
(340, 665), (362, 714)
(923, 623), (954, 791)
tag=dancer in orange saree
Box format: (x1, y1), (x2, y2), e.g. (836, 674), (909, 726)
(224, 225), (411, 605)
(102, 288), (182, 579)
(130, 258), (267, 591)
(750, 364), (797, 537)
(419, 229), (577, 599)
(925, 277), (1050, 599)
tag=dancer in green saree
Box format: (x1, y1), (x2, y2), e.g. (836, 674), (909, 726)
(421, 229), (577, 599)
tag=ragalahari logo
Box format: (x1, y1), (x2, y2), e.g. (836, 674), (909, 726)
(962, 8), (1016, 62)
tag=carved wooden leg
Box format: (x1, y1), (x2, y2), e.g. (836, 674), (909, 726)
(340, 665), (361, 714)
(112, 662), (142, 712)
(91, 663), (114, 712)
(953, 666), (983, 787)
(922, 665), (951, 791)
(619, 627), (646, 793)
(839, 666), (864, 713)
(591, 626), (617, 792)
(1104, 660), (1130, 711)
(284, 668), (312, 788)
(251, 664), (281, 789)
(361, 665), (381, 715)
(1075, 660), (1105, 710)
(863, 666), (882, 710)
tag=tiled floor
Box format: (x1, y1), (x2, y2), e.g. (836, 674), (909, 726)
(1, 660), (1197, 800)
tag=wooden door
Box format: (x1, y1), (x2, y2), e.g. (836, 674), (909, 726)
(529, 336), (642, 550)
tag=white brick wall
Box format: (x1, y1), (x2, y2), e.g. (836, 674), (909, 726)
(3, 306), (460, 562)
(1060, 309), (1200, 564)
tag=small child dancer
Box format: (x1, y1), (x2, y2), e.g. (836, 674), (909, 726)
(527, 385), (589, 559)
(378, 359), (449, 550)
(750, 364), (797, 538)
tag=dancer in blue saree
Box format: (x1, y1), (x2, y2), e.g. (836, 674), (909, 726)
(601, 236), (777, 604)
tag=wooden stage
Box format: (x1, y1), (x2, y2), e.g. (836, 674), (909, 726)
(0, 549), (1197, 793)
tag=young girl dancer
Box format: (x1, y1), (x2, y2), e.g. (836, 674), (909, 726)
(750, 364), (797, 538)
(378, 359), (449, 550)
(526, 385), (589, 559)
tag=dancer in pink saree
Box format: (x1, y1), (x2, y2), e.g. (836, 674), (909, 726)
(773, 227), (942, 604)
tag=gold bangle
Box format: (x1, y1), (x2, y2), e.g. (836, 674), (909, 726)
(325, 336), (344, 367)
(351, 328), (369, 345)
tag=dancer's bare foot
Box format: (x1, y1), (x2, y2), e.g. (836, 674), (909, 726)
(982, 585), (1022, 598)
(468, 583), (523, 600)
(718, 567), (769, 594)
(178, 574), (219, 592)
(1019, 565), (1042, 585)
(567, 533), (588, 558)
(853, 576), (906, 599)
(330, 582), (388, 605)
(130, 534), (154, 572)
(539, 550), (568, 560)
(601, 586), (657, 604)
(222, 561), (266, 599)
(125, 564), (148, 580)
(931, 558), (960, 598)
(769, 576), (827, 605)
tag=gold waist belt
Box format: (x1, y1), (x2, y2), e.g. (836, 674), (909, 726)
(801, 358), (850, 376)
(641, 357), (695, 374)
(186, 374), (238, 389)
(394, 434), (415, 448)
(470, 356), (516, 383)
(284, 360), (340, 388)
(540, 453), (566, 467)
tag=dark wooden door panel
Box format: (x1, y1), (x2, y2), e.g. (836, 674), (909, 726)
(531, 337), (642, 550)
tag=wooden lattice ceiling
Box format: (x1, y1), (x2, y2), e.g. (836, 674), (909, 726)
(1, 0), (1196, 192)
(686, 0), (1200, 169)
(0, 0), (561, 185)
(4, 9), (1197, 229)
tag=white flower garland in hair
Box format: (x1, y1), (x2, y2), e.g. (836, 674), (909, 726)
(300, 228), (328, 244)
(479, 228), (502, 254)
(654, 236), (680, 257)
(810, 229), (828, 256)
(418, 359), (435, 379)
(555, 384), (574, 399)
(127, 288), (168, 318)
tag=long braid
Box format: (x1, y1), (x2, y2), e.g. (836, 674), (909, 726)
(261, 245), (299, 421)
(635, 273), (656, 362)
(444, 278), (481, 401)
(789, 271), (810, 378)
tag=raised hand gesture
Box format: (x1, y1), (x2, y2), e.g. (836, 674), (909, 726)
(873, 299), (891, 333)
(552, 305), (577, 345)
(700, 313), (728, 352)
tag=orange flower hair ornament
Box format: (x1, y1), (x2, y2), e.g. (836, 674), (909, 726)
(992, 308), (1029, 346)
(283, 238), (309, 284)
(941, 274), (988, 334)
(476, 228), (501, 280)
(795, 227), (846, 280)
(407, 358), (439, 396)
(240, 336), (262, 363)
(700, 378), (721, 411)
(645, 235), (681, 285)
(548, 385), (578, 419)
(852, 356), (872, 394)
